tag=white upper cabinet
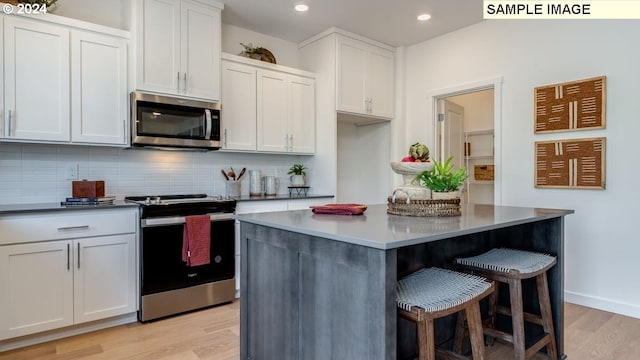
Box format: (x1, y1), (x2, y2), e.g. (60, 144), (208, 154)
(1, 12), (130, 146)
(221, 53), (316, 154)
(136, 0), (222, 101)
(221, 60), (257, 151)
(71, 31), (128, 145)
(336, 35), (394, 119)
(3, 16), (71, 142)
(257, 69), (289, 152)
(289, 75), (315, 153)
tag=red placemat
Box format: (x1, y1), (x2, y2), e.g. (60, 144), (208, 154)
(309, 203), (367, 215)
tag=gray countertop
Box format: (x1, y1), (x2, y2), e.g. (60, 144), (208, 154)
(0, 201), (139, 215)
(237, 204), (574, 250)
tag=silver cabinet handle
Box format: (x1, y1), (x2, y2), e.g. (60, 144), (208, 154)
(289, 134), (293, 152)
(184, 72), (188, 93)
(77, 243), (80, 269)
(7, 110), (12, 136)
(123, 120), (126, 143)
(224, 128), (228, 148)
(67, 243), (70, 270)
(177, 72), (180, 92)
(57, 225), (90, 231)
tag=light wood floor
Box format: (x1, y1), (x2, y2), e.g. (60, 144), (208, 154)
(2, 301), (639, 360)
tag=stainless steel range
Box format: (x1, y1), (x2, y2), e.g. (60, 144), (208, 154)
(125, 194), (236, 322)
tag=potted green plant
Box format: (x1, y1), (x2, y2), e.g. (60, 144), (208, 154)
(414, 156), (467, 199)
(288, 163), (307, 187)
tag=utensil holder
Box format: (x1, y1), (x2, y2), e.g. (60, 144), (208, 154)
(226, 181), (241, 197)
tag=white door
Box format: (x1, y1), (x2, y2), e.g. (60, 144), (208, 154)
(289, 75), (315, 154)
(137, 0), (181, 95)
(74, 234), (136, 324)
(336, 36), (367, 115)
(71, 31), (127, 145)
(0, 16), (4, 138)
(4, 17), (70, 141)
(0, 241), (74, 340)
(221, 61), (257, 151)
(366, 47), (394, 119)
(256, 69), (288, 152)
(439, 99), (464, 170)
(181, 0), (220, 100)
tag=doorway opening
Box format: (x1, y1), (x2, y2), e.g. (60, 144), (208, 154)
(430, 77), (503, 205)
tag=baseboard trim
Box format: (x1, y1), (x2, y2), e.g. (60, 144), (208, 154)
(0, 313), (138, 352)
(565, 290), (640, 319)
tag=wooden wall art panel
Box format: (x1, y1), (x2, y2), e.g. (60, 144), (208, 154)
(534, 76), (606, 133)
(535, 137), (605, 189)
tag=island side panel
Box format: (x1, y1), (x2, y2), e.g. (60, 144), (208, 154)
(240, 222), (397, 360)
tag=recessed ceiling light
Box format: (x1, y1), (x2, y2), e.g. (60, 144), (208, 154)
(417, 13), (431, 21)
(295, 4), (309, 12)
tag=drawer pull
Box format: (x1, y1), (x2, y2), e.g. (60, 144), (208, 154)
(67, 243), (70, 270)
(57, 225), (90, 231)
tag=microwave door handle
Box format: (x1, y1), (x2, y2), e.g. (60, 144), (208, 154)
(205, 109), (212, 139)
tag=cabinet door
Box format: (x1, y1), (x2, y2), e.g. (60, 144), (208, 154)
(0, 241), (73, 340)
(0, 16), (4, 138)
(181, 0), (221, 100)
(336, 36), (367, 115)
(71, 31), (128, 145)
(257, 69), (288, 152)
(366, 47), (394, 119)
(4, 17), (70, 141)
(136, 0), (181, 95)
(74, 234), (136, 324)
(221, 60), (256, 151)
(289, 75), (315, 154)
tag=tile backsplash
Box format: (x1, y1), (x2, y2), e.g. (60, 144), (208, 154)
(0, 143), (303, 205)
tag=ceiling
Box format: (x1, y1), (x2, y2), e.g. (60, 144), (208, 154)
(220, 0), (484, 47)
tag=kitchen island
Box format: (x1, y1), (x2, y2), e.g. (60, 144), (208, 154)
(237, 204), (573, 360)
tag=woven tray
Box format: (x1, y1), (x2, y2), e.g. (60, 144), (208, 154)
(474, 164), (494, 181)
(387, 197), (461, 217)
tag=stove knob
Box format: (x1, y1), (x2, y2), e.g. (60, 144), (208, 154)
(144, 197), (151, 205)
(154, 197), (161, 205)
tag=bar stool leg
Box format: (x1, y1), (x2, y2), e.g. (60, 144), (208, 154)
(416, 317), (436, 360)
(466, 302), (487, 360)
(508, 278), (526, 360)
(485, 283), (499, 346)
(536, 272), (558, 360)
(453, 311), (466, 354)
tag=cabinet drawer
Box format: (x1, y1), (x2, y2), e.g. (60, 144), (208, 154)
(0, 209), (137, 245)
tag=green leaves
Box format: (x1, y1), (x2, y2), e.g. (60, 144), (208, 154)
(413, 156), (467, 192)
(287, 163), (307, 176)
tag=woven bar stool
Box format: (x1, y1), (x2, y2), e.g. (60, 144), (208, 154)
(454, 248), (558, 360)
(397, 267), (494, 360)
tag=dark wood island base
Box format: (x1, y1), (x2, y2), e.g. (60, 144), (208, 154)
(238, 204), (573, 360)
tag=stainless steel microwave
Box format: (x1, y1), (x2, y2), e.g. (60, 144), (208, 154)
(130, 92), (221, 150)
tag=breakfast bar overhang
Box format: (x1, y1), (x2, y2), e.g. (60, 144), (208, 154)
(237, 204), (573, 360)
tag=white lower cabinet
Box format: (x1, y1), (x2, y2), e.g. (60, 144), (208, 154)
(0, 208), (137, 341)
(0, 241), (74, 339)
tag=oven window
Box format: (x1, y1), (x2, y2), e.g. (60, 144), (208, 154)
(137, 101), (206, 139)
(141, 220), (235, 295)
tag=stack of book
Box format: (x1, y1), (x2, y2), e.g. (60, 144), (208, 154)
(60, 196), (116, 206)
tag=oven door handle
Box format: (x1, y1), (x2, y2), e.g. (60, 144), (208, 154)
(141, 213), (235, 227)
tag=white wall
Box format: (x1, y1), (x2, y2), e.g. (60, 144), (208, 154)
(447, 89), (494, 132)
(54, 0), (130, 30)
(0, 143), (305, 204)
(337, 120), (391, 204)
(404, 20), (640, 318)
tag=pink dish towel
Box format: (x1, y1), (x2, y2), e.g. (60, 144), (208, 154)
(182, 215), (211, 267)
